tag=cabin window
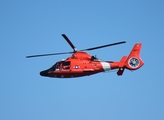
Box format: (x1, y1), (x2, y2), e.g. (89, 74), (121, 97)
(62, 61), (70, 70)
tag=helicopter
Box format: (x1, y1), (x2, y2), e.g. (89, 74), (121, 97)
(26, 34), (144, 78)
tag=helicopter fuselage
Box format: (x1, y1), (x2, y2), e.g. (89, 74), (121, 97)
(40, 52), (111, 78)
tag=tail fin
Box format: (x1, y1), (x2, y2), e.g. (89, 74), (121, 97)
(117, 43), (144, 76)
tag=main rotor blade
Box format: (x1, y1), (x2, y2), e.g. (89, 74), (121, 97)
(62, 34), (77, 52)
(80, 41), (126, 51)
(26, 51), (73, 58)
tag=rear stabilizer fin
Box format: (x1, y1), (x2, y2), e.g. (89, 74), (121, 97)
(125, 43), (144, 70)
(117, 68), (125, 76)
(115, 43), (144, 76)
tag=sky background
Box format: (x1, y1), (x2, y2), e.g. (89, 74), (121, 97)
(0, 0), (164, 120)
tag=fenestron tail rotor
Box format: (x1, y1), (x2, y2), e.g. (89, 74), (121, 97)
(26, 34), (126, 58)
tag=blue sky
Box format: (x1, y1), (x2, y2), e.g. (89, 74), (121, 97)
(1, 0), (164, 120)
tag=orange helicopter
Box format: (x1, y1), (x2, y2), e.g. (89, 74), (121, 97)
(26, 34), (144, 78)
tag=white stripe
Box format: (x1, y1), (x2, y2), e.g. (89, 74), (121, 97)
(100, 62), (111, 71)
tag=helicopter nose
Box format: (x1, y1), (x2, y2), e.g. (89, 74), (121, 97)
(40, 70), (48, 77)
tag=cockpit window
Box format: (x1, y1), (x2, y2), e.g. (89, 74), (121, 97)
(55, 62), (61, 70)
(48, 61), (70, 71)
(49, 62), (61, 71)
